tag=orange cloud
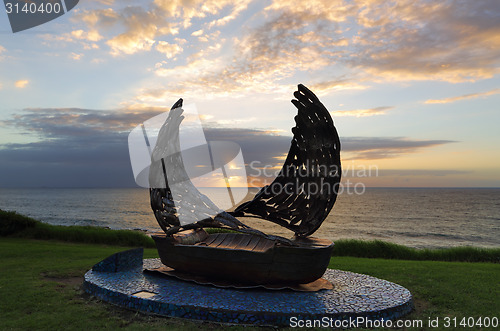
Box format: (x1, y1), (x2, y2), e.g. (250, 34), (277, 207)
(70, 53), (83, 60)
(15, 80), (29, 88)
(264, 0), (355, 23)
(310, 79), (367, 95)
(332, 106), (393, 117)
(424, 88), (500, 104)
(72, 1), (247, 57)
(154, 0), (243, 27)
(71, 29), (103, 42)
(207, 0), (251, 28)
(347, 0), (500, 82)
(341, 137), (455, 160)
(155, 41), (183, 59)
(150, 10), (347, 98)
(61, 0), (500, 100)
(191, 29), (203, 37)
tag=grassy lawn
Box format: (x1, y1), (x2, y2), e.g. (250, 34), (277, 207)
(0, 238), (498, 330)
(329, 258), (500, 328)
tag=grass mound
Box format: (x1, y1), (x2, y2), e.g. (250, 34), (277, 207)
(333, 239), (500, 263)
(0, 209), (38, 235)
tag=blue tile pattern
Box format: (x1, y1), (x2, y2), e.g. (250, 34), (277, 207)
(92, 248), (143, 272)
(84, 250), (413, 326)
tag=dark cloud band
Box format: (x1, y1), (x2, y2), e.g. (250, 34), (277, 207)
(0, 107), (455, 187)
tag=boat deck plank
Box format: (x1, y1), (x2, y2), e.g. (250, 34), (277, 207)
(219, 234), (245, 250)
(201, 234), (218, 246)
(236, 234), (253, 250)
(210, 233), (228, 248)
(244, 235), (263, 252)
(253, 237), (275, 252)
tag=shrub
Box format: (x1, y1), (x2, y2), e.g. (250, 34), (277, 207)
(0, 209), (38, 236)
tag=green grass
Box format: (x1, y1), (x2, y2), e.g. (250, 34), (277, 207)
(328, 257), (500, 324)
(333, 239), (500, 263)
(0, 237), (498, 330)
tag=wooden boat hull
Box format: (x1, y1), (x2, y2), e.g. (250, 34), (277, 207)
(152, 232), (334, 285)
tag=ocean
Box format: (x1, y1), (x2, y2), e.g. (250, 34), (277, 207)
(1, 187), (499, 249)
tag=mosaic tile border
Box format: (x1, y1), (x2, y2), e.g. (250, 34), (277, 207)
(83, 248), (413, 326)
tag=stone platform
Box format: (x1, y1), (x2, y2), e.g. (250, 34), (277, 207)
(83, 248), (413, 327)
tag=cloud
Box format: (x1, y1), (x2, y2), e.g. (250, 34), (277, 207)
(2, 107), (161, 138)
(207, 0), (251, 28)
(424, 88), (500, 104)
(191, 29), (204, 37)
(0, 107), (168, 187)
(30, 0), (499, 103)
(39, 29), (101, 52)
(154, 0), (245, 28)
(15, 80), (29, 88)
(104, 7), (164, 56)
(71, 29), (103, 42)
(70, 52), (84, 60)
(309, 79), (368, 94)
(332, 106), (393, 117)
(192, 0), (500, 94)
(77, 7), (120, 27)
(140, 0), (500, 100)
(150, 9), (350, 98)
(74, 6), (170, 56)
(347, 0), (500, 82)
(71, 0), (249, 57)
(285, 0), (500, 83)
(264, 0), (355, 23)
(341, 137), (455, 160)
(27, 0), (500, 97)
(376, 169), (471, 177)
(155, 41), (183, 59)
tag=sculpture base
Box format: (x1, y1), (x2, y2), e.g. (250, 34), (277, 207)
(83, 248), (413, 327)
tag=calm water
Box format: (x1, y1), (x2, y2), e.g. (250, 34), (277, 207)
(1, 187), (499, 249)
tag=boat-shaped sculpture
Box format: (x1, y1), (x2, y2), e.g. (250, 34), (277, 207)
(149, 84), (341, 286)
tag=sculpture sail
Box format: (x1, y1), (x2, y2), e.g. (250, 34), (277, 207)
(150, 84), (341, 239)
(232, 84), (341, 237)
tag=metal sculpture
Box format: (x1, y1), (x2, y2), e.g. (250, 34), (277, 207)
(149, 84), (341, 285)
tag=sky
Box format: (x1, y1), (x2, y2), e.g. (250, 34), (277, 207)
(0, 0), (499, 188)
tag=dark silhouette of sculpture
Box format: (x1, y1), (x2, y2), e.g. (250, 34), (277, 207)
(149, 84), (341, 285)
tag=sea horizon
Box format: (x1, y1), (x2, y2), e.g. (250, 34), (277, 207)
(1, 187), (499, 250)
